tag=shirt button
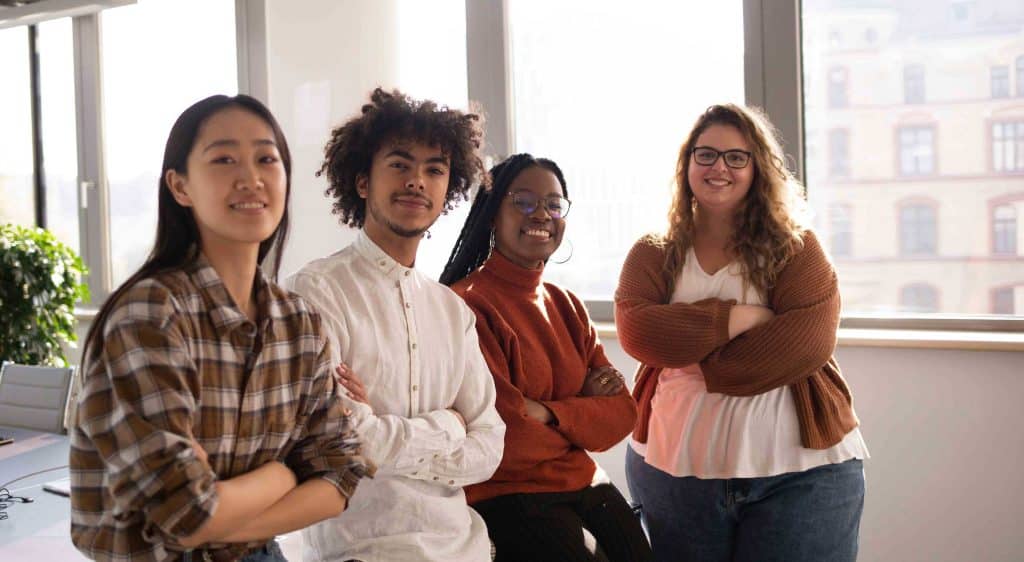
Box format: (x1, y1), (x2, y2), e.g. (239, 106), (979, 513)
(448, 480), (455, 485)
(405, 302), (412, 309)
(411, 343), (417, 349)
(418, 458), (424, 463)
(433, 476), (439, 481)
(404, 271), (411, 277)
(379, 260), (386, 266)
(412, 385), (419, 391)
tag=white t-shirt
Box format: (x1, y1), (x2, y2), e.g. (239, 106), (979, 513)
(631, 246), (868, 479)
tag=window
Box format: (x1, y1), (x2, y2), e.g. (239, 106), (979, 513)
(900, 283), (939, 312)
(991, 66), (1010, 98)
(992, 121), (1024, 172)
(898, 126), (935, 175)
(1017, 56), (1024, 96)
(829, 204), (853, 257)
(0, 27), (35, 228)
(505, 1), (744, 299)
(903, 64), (925, 104)
(899, 203), (938, 256)
(992, 286), (1019, 314)
(828, 129), (850, 177)
(828, 66), (848, 107)
(993, 204), (1017, 255)
(951, 2), (970, 22)
(101, 0), (237, 284)
(37, 18), (80, 253)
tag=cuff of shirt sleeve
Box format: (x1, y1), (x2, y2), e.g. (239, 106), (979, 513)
(142, 456), (218, 544)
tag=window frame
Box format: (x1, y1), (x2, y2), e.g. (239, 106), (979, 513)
(460, 0), (1022, 333)
(991, 65), (1010, 99)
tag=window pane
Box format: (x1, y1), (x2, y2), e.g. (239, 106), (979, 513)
(508, 0), (744, 300)
(803, 0), (1024, 316)
(393, 0), (470, 282)
(0, 27), (35, 228)
(102, 0), (237, 285)
(38, 18), (80, 253)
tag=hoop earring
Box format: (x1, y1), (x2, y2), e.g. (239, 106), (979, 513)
(489, 229), (495, 249)
(551, 238), (574, 265)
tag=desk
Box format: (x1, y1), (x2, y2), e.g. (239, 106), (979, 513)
(0, 425), (85, 559)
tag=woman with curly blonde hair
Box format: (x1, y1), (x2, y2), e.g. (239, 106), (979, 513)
(615, 104), (868, 562)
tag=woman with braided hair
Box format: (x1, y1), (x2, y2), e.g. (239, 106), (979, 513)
(441, 154), (652, 562)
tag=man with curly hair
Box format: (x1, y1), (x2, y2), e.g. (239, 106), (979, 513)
(285, 88), (505, 562)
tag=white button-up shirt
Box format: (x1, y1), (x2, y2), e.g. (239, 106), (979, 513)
(285, 230), (505, 562)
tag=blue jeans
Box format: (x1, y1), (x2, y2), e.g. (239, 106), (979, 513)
(182, 541), (287, 561)
(625, 446), (864, 562)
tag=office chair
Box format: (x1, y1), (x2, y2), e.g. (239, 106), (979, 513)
(0, 363), (76, 434)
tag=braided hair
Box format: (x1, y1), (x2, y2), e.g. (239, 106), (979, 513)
(439, 153), (568, 286)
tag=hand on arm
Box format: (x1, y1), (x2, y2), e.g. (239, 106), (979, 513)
(579, 366), (626, 397)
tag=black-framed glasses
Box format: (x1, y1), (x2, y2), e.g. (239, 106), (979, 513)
(506, 190), (572, 219)
(691, 146), (752, 169)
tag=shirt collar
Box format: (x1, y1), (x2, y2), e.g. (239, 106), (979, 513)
(481, 249), (545, 292)
(188, 252), (272, 333)
(354, 229), (417, 282)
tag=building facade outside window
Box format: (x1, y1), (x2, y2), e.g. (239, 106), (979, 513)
(992, 203), (1019, 255)
(828, 128), (850, 177)
(992, 121), (1024, 172)
(900, 283), (939, 312)
(992, 65), (1010, 98)
(829, 203), (853, 257)
(898, 126), (935, 175)
(992, 286), (1018, 314)
(1017, 55), (1024, 96)
(828, 66), (849, 108)
(904, 64), (925, 104)
(899, 202), (938, 256)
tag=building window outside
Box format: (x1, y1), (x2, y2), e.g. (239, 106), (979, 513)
(829, 203), (853, 257)
(900, 203), (937, 256)
(828, 128), (850, 177)
(828, 66), (848, 107)
(903, 64), (925, 104)
(900, 283), (939, 312)
(993, 204), (1018, 255)
(992, 121), (1024, 172)
(992, 287), (1016, 314)
(1017, 56), (1024, 96)
(898, 126), (935, 175)
(991, 65), (1010, 98)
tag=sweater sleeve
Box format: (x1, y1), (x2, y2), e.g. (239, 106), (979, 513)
(469, 306), (575, 472)
(541, 291), (637, 452)
(700, 231), (841, 396)
(615, 236), (734, 367)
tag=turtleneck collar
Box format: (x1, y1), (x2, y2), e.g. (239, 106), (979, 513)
(481, 249), (545, 292)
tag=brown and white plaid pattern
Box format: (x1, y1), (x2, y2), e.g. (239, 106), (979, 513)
(70, 256), (372, 562)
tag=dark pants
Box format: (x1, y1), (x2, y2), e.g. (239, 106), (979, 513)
(472, 483), (653, 562)
(626, 446), (865, 562)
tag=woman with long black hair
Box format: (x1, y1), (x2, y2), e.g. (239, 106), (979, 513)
(441, 154), (651, 562)
(69, 95), (371, 562)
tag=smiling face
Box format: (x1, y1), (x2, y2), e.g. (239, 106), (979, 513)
(492, 165), (566, 270)
(687, 123), (755, 215)
(165, 106), (286, 257)
(358, 141), (450, 241)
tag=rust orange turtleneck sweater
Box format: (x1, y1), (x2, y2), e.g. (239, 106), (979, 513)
(451, 251), (637, 505)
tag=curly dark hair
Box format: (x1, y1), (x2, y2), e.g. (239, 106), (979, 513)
(319, 87), (488, 228)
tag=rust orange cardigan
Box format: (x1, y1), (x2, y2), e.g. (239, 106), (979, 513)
(614, 230), (858, 450)
(452, 252), (637, 504)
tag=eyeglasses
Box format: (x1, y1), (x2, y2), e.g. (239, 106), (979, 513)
(691, 146), (752, 169)
(506, 190), (572, 219)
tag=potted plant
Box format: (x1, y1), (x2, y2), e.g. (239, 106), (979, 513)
(0, 223), (89, 366)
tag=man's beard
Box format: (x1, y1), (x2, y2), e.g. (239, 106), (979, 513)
(367, 198), (435, 239)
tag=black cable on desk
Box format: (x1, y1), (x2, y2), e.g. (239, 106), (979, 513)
(0, 465), (68, 521)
